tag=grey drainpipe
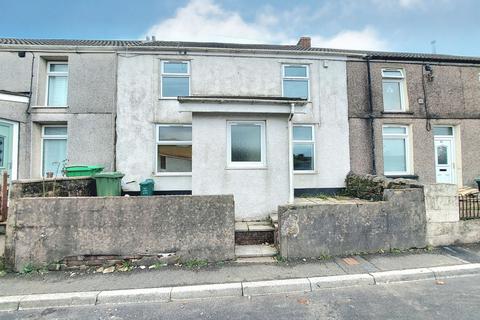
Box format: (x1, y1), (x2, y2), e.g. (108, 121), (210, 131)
(288, 103), (295, 203)
(366, 55), (377, 175)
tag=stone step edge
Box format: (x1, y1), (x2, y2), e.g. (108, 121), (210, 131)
(1, 263), (480, 312)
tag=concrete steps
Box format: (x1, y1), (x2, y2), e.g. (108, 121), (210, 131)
(235, 245), (278, 258)
(235, 220), (275, 245)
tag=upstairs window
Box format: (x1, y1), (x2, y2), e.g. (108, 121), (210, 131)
(293, 125), (315, 171)
(382, 69), (407, 112)
(161, 61), (190, 98)
(382, 125), (411, 175)
(282, 65), (309, 99)
(46, 62), (68, 106)
(156, 124), (192, 174)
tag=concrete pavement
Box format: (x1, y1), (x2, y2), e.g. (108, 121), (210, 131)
(1, 245), (480, 311)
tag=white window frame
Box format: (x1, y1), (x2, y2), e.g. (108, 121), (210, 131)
(382, 124), (412, 176)
(40, 125), (68, 177)
(381, 68), (408, 112)
(227, 121), (266, 169)
(282, 64), (310, 100)
(45, 61), (68, 107)
(160, 61), (191, 99)
(155, 124), (192, 176)
(293, 124), (315, 173)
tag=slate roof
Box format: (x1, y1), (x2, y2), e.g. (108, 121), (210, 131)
(1, 38), (479, 63)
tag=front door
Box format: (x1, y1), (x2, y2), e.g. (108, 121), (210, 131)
(434, 137), (454, 184)
(0, 121), (13, 181)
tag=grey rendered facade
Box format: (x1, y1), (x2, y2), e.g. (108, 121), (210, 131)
(0, 41), (126, 179)
(347, 55), (480, 187)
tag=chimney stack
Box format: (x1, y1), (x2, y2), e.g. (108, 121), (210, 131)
(297, 36), (311, 48)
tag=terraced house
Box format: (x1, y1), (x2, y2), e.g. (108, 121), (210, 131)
(347, 52), (480, 187)
(1, 37), (479, 221)
(0, 39), (131, 180)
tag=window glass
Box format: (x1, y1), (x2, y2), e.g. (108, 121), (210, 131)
(49, 63), (68, 73)
(437, 145), (448, 165)
(158, 126), (192, 141)
(156, 125), (192, 173)
(283, 80), (309, 99)
(230, 124), (262, 162)
(163, 62), (188, 74)
(382, 70), (403, 78)
(43, 139), (67, 176)
(433, 127), (453, 136)
(47, 76), (68, 106)
(162, 76), (189, 97)
(383, 127), (406, 134)
(383, 138), (407, 172)
(284, 65), (307, 77)
(293, 126), (312, 140)
(382, 81), (402, 111)
(44, 126), (67, 136)
(157, 145), (192, 172)
(294, 143), (314, 170)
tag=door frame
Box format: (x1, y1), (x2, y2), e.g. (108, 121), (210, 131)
(433, 125), (456, 185)
(0, 119), (19, 180)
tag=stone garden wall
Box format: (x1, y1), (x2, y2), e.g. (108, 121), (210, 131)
(6, 195), (235, 271)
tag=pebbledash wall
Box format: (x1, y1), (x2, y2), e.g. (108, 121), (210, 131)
(0, 48), (118, 179)
(5, 195), (234, 271)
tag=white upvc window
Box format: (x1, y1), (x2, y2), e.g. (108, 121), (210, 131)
(227, 121), (266, 168)
(282, 64), (309, 100)
(41, 125), (67, 177)
(156, 124), (192, 175)
(382, 125), (412, 176)
(381, 68), (407, 112)
(46, 62), (68, 106)
(160, 61), (190, 98)
(293, 125), (315, 172)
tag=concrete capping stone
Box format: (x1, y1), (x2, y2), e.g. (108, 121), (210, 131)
(18, 291), (99, 310)
(0, 296), (22, 312)
(309, 274), (374, 290)
(97, 287), (172, 305)
(370, 268), (435, 284)
(171, 283), (242, 300)
(242, 278), (311, 296)
(429, 263), (480, 279)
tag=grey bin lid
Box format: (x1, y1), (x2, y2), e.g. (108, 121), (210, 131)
(93, 172), (125, 179)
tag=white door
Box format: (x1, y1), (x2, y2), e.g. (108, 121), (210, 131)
(434, 138), (454, 184)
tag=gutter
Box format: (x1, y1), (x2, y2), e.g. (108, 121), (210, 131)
(288, 103), (295, 204)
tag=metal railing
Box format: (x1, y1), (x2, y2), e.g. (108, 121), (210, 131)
(459, 193), (480, 220)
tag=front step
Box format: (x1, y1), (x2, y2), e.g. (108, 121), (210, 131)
(235, 245), (278, 258)
(235, 221), (275, 245)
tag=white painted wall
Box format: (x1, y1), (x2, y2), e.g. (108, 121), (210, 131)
(116, 51), (351, 217)
(192, 113), (289, 220)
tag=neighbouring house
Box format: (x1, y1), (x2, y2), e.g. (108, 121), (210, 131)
(347, 53), (480, 187)
(0, 39), (132, 179)
(115, 38), (353, 219)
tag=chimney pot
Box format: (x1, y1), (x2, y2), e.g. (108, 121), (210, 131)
(297, 36), (311, 48)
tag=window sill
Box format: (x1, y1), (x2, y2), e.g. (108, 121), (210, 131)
(294, 171), (317, 175)
(384, 174), (419, 179)
(225, 166), (268, 170)
(154, 172), (192, 177)
(381, 111), (413, 115)
(30, 106), (69, 113)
